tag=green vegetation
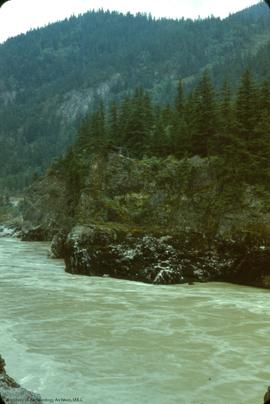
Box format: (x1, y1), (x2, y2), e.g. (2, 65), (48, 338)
(0, 2), (270, 191)
(56, 70), (270, 193)
(24, 66), (266, 241)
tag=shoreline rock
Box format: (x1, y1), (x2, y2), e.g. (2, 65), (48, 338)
(21, 225), (48, 241)
(0, 355), (42, 403)
(53, 224), (270, 288)
(264, 386), (270, 403)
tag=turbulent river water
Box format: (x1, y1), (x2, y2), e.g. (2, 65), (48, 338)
(0, 237), (269, 404)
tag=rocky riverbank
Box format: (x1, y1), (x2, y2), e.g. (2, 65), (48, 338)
(20, 153), (270, 288)
(48, 223), (270, 288)
(0, 355), (42, 403)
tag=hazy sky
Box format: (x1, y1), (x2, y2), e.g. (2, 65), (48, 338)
(0, 0), (260, 43)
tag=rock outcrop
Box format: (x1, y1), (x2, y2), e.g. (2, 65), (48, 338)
(54, 223), (270, 288)
(21, 171), (71, 240)
(0, 355), (42, 403)
(21, 225), (48, 242)
(22, 153), (270, 288)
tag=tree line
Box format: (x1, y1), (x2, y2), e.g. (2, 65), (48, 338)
(66, 70), (270, 186)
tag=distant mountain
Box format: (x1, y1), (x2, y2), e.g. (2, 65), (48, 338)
(0, 1), (269, 191)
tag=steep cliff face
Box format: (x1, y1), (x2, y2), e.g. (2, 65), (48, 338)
(24, 153), (270, 235)
(22, 170), (70, 239)
(57, 75), (122, 125)
(22, 153), (270, 287)
(72, 153), (270, 236)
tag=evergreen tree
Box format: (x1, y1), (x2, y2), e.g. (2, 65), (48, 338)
(92, 100), (106, 139)
(171, 79), (190, 157)
(235, 70), (258, 141)
(108, 100), (119, 141)
(214, 79), (236, 156)
(118, 96), (132, 150)
(219, 79), (234, 134)
(159, 104), (175, 155)
(121, 88), (154, 156)
(74, 101), (107, 155)
(257, 80), (270, 117)
(175, 80), (184, 117)
(58, 70), (270, 190)
(192, 71), (217, 156)
(149, 114), (167, 157)
(180, 90), (198, 156)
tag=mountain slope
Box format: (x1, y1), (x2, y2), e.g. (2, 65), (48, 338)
(0, 2), (269, 190)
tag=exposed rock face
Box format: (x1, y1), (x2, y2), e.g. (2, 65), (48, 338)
(21, 171), (71, 240)
(57, 224), (270, 287)
(57, 74), (121, 125)
(63, 225), (186, 284)
(51, 230), (68, 258)
(0, 355), (42, 403)
(21, 225), (48, 242)
(23, 154), (270, 237)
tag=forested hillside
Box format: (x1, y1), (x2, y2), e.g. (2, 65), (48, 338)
(21, 69), (270, 289)
(45, 68), (270, 219)
(0, 1), (269, 191)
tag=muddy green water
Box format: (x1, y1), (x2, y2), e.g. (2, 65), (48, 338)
(0, 237), (269, 403)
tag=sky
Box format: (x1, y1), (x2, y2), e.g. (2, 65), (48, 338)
(0, 0), (260, 43)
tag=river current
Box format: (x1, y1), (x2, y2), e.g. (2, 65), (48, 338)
(0, 237), (269, 403)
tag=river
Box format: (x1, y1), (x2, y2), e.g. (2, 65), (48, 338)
(0, 237), (269, 403)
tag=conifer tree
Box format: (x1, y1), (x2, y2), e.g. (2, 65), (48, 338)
(150, 114), (167, 157)
(121, 88), (154, 156)
(212, 79), (236, 156)
(219, 79), (234, 134)
(175, 80), (184, 117)
(192, 71), (217, 156)
(257, 80), (270, 116)
(235, 70), (257, 141)
(118, 96), (132, 148)
(108, 100), (119, 141)
(171, 79), (190, 157)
